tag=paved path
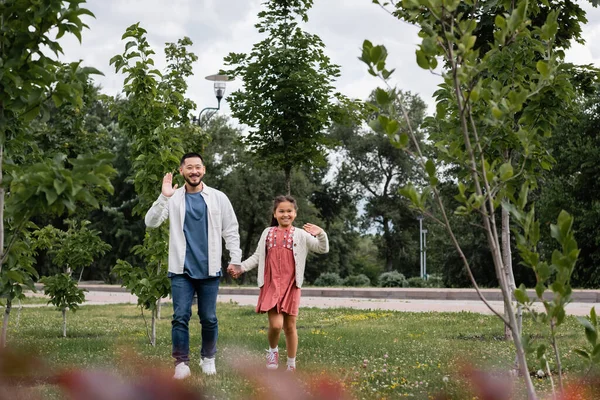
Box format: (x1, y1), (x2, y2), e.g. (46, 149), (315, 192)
(26, 289), (600, 316)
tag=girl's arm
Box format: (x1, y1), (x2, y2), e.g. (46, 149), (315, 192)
(241, 246), (260, 272)
(229, 242), (260, 278)
(303, 223), (329, 254)
(239, 228), (269, 273)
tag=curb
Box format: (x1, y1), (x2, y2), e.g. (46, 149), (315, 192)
(34, 283), (600, 303)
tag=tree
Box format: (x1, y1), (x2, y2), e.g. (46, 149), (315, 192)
(362, 1), (585, 397)
(34, 220), (111, 278)
(306, 170), (361, 282)
(33, 219), (110, 338)
(223, 0), (353, 194)
(0, 222), (37, 346)
(39, 274), (86, 338)
(0, 0), (115, 346)
(538, 82), (600, 287)
(110, 24), (202, 346)
(332, 89), (426, 273)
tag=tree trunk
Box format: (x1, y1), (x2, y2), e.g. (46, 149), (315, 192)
(16, 299), (22, 328)
(284, 166), (292, 196)
(382, 217), (393, 271)
(1, 299), (11, 347)
(502, 208), (515, 340)
(156, 262), (162, 320)
(0, 144), (4, 275)
(502, 208), (523, 341)
(487, 215), (536, 398)
(62, 308), (67, 338)
(151, 308), (157, 346)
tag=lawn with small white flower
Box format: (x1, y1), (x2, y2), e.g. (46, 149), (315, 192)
(6, 302), (593, 399)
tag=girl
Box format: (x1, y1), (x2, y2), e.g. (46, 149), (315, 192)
(227, 195), (329, 371)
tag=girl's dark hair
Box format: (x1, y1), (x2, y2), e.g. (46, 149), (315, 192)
(270, 195), (298, 226)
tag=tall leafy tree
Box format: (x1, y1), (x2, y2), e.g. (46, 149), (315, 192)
(332, 89), (426, 273)
(223, 0), (353, 194)
(18, 81), (123, 279)
(0, 0), (114, 347)
(538, 83), (600, 287)
(110, 25), (202, 346)
(362, 0), (586, 397)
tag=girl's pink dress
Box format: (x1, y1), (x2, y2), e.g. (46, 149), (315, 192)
(255, 226), (301, 316)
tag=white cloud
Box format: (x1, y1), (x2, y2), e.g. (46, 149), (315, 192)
(59, 0), (600, 120)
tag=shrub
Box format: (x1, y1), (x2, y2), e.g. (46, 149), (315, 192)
(343, 274), (371, 287)
(426, 274), (444, 288)
(313, 272), (344, 287)
(408, 275), (445, 288)
(407, 276), (426, 288)
(378, 271), (409, 288)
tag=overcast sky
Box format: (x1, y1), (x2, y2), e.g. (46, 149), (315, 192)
(60, 0), (600, 118)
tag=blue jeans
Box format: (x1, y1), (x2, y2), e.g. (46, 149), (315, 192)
(170, 274), (219, 365)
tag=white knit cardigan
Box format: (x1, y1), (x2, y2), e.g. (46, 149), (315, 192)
(241, 226), (329, 288)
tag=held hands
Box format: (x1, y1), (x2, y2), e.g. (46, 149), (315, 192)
(227, 264), (243, 279)
(303, 223), (323, 236)
(162, 173), (179, 197)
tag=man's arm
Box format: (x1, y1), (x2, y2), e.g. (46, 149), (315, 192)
(145, 173), (177, 228)
(220, 194), (242, 265)
(145, 194), (169, 227)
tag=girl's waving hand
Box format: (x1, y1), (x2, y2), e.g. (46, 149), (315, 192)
(303, 223), (323, 236)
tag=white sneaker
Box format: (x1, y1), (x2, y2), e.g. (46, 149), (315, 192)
(173, 363), (191, 380)
(200, 357), (216, 375)
(266, 349), (279, 370)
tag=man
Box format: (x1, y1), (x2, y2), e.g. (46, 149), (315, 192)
(145, 152), (241, 380)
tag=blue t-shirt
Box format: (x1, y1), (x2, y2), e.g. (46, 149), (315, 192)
(181, 191), (215, 279)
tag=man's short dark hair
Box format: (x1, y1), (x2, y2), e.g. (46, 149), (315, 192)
(180, 152), (204, 166)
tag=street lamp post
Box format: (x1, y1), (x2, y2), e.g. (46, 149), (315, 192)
(417, 216), (428, 279)
(422, 228), (428, 280)
(193, 74), (233, 127)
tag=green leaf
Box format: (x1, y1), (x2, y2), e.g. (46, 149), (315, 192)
(577, 317), (598, 345)
(21, 106), (40, 123)
(370, 46), (383, 63)
(536, 61), (550, 78)
(535, 282), (546, 299)
(498, 163), (513, 181)
(5, 271), (24, 284)
(399, 183), (420, 208)
(416, 50), (430, 69)
(399, 133), (409, 148)
(517, 183), (529, 210)
(425, 159), (436, 178)
(492, 107), (503, 119)
(385, 120), (399, 136)
(375, 88), (392, 106)
(574, 348), (590, 360)
(536, 344), (547, 359)
(514, 284), (529, 304)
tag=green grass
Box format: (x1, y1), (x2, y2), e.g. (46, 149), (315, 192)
(3, 302), (594, 399)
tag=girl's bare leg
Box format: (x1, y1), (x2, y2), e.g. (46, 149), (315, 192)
(268, 308), (283, 348)
(283, 313), (298, 358)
